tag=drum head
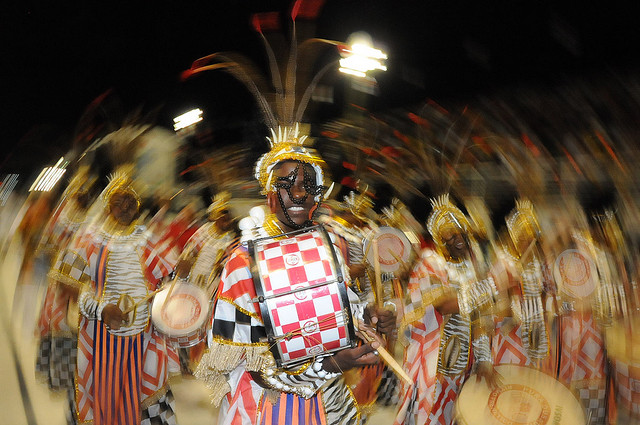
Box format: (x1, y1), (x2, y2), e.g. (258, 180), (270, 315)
(152, 283), (209, 337)
(456, 365), (585, 425)
(363, 226), (411, 273)
(553, 249), (597, 299)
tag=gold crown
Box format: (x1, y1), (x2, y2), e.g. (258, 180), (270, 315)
(254, 124), (328, 195)
(506, 198), (540, 246)
(101, 165), (141, 208)
(208, 191), (231, 220)
(426, 194), (471, 248)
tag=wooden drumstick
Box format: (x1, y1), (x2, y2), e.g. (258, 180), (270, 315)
(372, 238), (384, 308)
(162, 276), (179, 309)
(357, 323), (412, 386)
(121, 288), (161, 314)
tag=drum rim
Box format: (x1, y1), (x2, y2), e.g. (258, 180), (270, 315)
(553, 248), (597, 299)
(151, 282), (210, 336)
(455, 364), (585, 425)
(363, 226), (412, 272)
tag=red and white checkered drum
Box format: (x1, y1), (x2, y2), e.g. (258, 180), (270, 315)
(456, 365), (585, 425)
(151, 282), (210, 348)
(554, 248), (597, 300)
(248, 225), (357, 367)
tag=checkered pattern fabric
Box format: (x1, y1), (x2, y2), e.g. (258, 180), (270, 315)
(614, 360), (640, 419)
(576, 384), (606, 424)
(211, 299), (267, 343)
(376, 365), (400, 406)
(141, 389), (178, 425)
(256, 231), (336, 296)
(35, 336), (77, 391)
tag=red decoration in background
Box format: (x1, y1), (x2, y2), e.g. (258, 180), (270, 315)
(291, 0), (326, 20)
(251, 12), (281, 33)
(407, 112), (430, 128)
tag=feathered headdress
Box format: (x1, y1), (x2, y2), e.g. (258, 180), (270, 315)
(182, 1), (338, 196)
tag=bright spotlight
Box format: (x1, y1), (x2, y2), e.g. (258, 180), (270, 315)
(173, 108), (203, 131)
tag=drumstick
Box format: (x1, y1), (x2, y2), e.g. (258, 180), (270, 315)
(356, 322), (412, 386)
(121, 288), (162, 314)
(372, 238), (384, 308)
(163, 276), (179, 309)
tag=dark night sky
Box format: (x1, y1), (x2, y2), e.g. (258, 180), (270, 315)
(1, 0), (639, 176)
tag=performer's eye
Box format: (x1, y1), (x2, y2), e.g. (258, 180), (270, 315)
(274, 176), (294, 189)
(274, 169), (297, 189)
(304, 182), (328, 196)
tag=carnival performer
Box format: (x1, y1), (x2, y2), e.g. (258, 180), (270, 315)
(49, 169), (181, 425)
(395, 194), (501, 425)
(553, 204), (617, 425)
(173, 191), (239, 372)
(594, 210), (637, 424)
(195, 125), (393, 425)
(320, 190), (401, 418)
(491, 199), (552, 369)
(175, 191), (238, 297)
(35, 166), (95, 425)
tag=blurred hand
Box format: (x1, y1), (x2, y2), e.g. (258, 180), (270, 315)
(322, 327), (382, 373)
(364, 305), (397, 338)
(101, 303), (125, 330)
(349, 263), (366, 279)
(476, 361), (503, 390)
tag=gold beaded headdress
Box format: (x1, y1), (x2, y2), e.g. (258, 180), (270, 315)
(506, 198), (540, 249)
(208, 191), (231, 221)
(427, 194), (471, 249)
(254, 124), (328, 195)
(100, 165), (141, 210)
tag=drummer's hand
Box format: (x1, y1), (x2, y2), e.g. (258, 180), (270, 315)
(364, 305), (397, 338)
(349, 263), (366, 279)
(322, 340), (381, 374)
(58, 283), (79, 302)
(476, 361), (503, 390)
(174, 258), (193, 279)
(101, 304), (125, 330)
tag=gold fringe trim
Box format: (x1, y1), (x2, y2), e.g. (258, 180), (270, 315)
(140, 383), (168, 410)
(217, 296), (263, 320)
(47, 270), (87, 290)
(195, 342), (271, 374)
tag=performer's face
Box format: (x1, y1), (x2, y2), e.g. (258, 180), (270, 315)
(442, 227), (468, 259)
(108, 192), (139, 226)
(269, 160), (318, 231)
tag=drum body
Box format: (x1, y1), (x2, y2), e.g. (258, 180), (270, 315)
(363, 226), (412, 274)
(456, 365), (585, 425)
(248, 225), (357, 367)
(151, 282), (210, 348)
